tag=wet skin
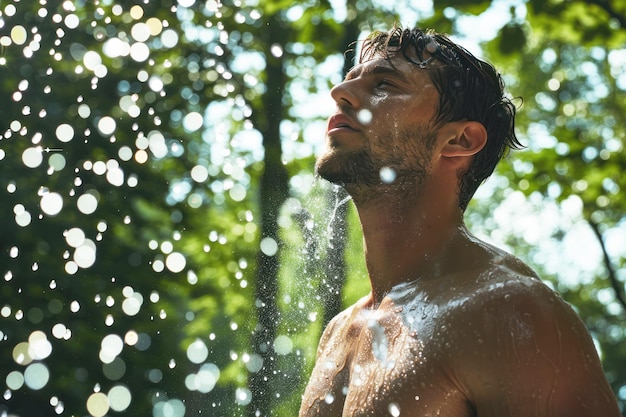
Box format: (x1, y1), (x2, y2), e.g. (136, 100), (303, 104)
(302, 50), (621, 416)
(299, 239), (621, 416)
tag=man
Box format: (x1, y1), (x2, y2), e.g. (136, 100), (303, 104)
(299, 25), (621, 417)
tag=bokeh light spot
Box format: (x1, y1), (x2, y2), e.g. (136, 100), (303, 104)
(65, 227), (86, 247)
(108, 385), (132, 412)
(97, 116), (117, 136)
(77, 193), (99, 214)
(10, 25), (27, 45)
(86, 392), (109, 417)
(186, 339), (208, 364)
(22, 147), (43, 168)
(153, 399), (185, 417)
(122, 292), (143, 316)
(24, 363), (50, 390)
(6, 371), (24, 390)
(190, 165), (209, 182)
(100, 334), (124, 364)
(182, 112), (203, 132)
(260, 237), (278, 256)
(40, 192), (63, 216)
(274, 335), (293, 355)
(165, 252), (186, 273)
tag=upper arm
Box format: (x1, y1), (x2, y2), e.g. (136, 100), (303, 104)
(314, 302), (358, 358)
(453, 279), (620, 416)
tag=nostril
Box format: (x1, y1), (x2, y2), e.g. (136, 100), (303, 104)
(330, 82), (360, 109)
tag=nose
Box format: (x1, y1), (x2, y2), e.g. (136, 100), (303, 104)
(330, 79), (361, 108)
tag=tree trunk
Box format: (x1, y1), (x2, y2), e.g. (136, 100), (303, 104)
(247, 13), (289, 417)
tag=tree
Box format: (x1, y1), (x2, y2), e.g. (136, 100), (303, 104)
(3, 1), (623, 416)
(0, 1), (258, 415)
(428, 0), (626, 412)
(0, 1), (377, 416)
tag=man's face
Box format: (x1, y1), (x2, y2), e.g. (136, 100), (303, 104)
(315, 54), (442, 194)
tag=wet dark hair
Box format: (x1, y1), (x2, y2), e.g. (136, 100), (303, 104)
(359, 24), (523, 210)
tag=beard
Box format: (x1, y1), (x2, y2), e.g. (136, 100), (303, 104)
(315, 148), (381, 186)
(315, 123), (437, 199)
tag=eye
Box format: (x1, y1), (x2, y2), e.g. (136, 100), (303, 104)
(375, 79), (394, 88)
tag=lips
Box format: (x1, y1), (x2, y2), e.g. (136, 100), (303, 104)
(327, 113), (360, 134)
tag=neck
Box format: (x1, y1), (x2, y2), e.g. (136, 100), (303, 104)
(351, 183), (468, 305)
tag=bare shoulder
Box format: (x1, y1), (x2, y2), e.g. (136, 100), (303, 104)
(315, 295), (369, 355)
(444, 247), (621, 416)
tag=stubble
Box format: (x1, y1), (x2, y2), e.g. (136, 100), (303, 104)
(315, 123), (437, 205)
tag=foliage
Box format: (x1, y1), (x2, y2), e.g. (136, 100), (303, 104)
(432, 0), (626, 412)
(0, 0), (624, 416)
(0, 1), (258, 416)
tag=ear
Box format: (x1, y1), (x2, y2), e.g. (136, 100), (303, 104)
(440, 121), (487, 158)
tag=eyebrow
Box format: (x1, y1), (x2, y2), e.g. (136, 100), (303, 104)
(345, 63), (409, 83)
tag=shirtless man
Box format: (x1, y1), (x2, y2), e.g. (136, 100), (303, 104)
(299, 25), (621, 417)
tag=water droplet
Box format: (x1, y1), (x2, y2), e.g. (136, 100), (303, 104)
(97, 116), (117, 136)
(22, 147), (43, 168)
(153, 398), (185, 417)
(183, 111), (203, 132)
(74, 240), (97, 268)
(24, 362), (49, 390)
(357, 109), (372, 124)
(274, 335), (293, 355)
(260, 237), (278, 256)
(229, 183), (247, 202)
(177, 0), (196, 7)
(236, 387), (252, 405)
(86, 392), (109, 417)
(244, 353), (263, 373)
(14, 207), (32, 227)
(165, 252), (186, 273)
(40, 192), (63, 216)
(122, 292), (143, 316)
(52, 323), (68, 339)
(388, 402), (401, 416)
(426, 41), (438, 54)
(103, 357), (126, 381)
(191, 363), (220, 393)
(191, 165), (209, 182)
(55, 123), (75, 142)
(379, 167), (397, 184)
(48, 153), (66, 171)
(186, 339), (209, 364)
(10, 25), (28, 45)
(100, 334), (124, 364)
(161, 29), (179, 48)
(28, 330), (52, 360)
(65, 227), (86, 247)
(6, 371), (24, 390)
(108, 385), (132, 412)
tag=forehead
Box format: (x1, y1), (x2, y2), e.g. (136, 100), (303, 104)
(345, 55), (431, 83)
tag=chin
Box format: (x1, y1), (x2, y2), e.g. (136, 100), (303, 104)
(315, 149), (380, 187)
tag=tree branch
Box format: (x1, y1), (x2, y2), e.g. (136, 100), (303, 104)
(587, 218), (626, 313)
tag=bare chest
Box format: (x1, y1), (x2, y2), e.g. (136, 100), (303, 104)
(300, 307), (472, 417)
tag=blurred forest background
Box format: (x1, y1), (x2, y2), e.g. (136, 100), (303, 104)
(0, 0), (625, 416)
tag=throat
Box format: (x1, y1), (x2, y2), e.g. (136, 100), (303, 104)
(361, 219), (468, 302)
